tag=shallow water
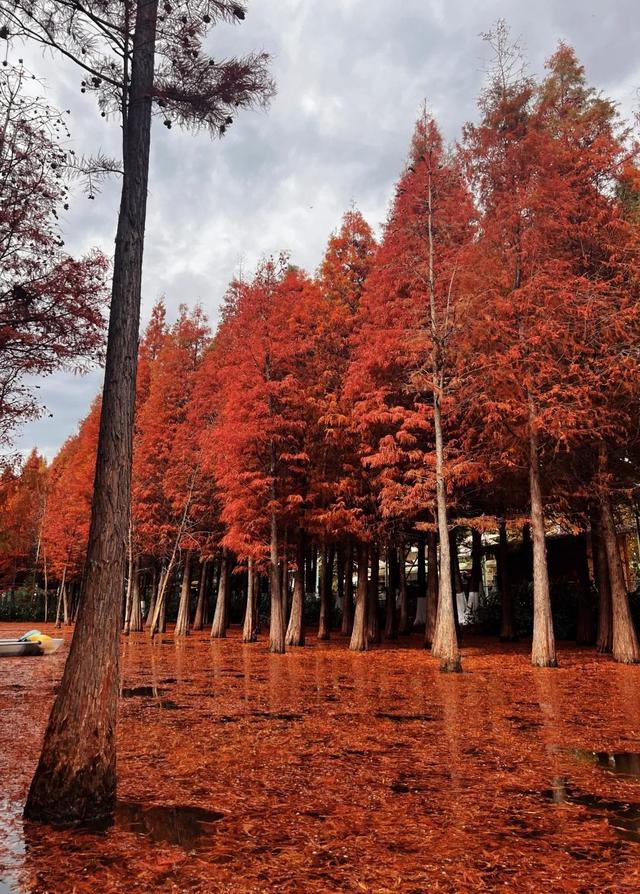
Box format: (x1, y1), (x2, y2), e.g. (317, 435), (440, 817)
(1, 622), (639, 892)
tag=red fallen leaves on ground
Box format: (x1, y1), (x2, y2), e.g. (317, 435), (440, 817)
(1, 622), (640, 893)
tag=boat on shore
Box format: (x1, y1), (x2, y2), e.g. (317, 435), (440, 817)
(0, 630), (64, 657)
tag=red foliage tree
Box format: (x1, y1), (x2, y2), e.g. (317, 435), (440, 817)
(0, 61), (108, 445)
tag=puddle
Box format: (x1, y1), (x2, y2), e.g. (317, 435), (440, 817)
(390, 782), (411, 794)
(120, 686), (166, 698)
(115, 801), (224, 848)
(545, 780), (640, 843)
(374, 713), (435, 723)
(570, 751), (640, 779)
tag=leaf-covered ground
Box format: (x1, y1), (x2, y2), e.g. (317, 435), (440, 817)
(1, 622), (639, 893)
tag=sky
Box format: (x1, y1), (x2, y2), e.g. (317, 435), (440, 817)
(8, 0), (640, 461)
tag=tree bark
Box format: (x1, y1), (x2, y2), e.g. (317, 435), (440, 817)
(592, 511), (612, 653)
(599, 490), (639, 663)
(528, 413), (557, 667)
(424, 531), (439, 648)
(127, 558), (142, 633)
(242, 556), (258, 643)
(24, 0), (159, 826)
(286, 530), (305, 646)
(269, 510), (285, 653)
(281, 532), (289, 626)
(54, 565), (67, 630)
(498, 520), (516, 641)
(317, 544), (332, 641)
(144, 563), (158, 629)
(174, 551), (192, 636)
(349, 542), (369, 651)
(192, 558), (209, 631)
(210, 548), (229, 639)
(340, 539), (354, 635)
(367, 543), (381, 645)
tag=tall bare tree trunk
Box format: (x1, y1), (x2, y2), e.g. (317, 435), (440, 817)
(62, 580), (70, 626)
(528, 411), (556, 667)
(192, 558), (209, 631)
(54, 565), (67, 630)
(269, 510), (285, 653)
(424, 531), (439, 647)
(175, 551), (192, 636)
(367, 543), (381, 645)
(341, 539), (354, 635)
(123, 525), (134, 632)
(211, 548), (229, 639)
(145, 564), (158, 629)
(318, 544), (331, 641)
(350, 542), (369, 651)
(242, 557), (258, 643)
(25, 0), (159, 826)
(498, 520), (516, 641)
(128, 560), (142, 633)
(425, 156), (460, 672)
(430, 415), (461, 672)
(286, 530), (305, 646)
(599, 490), (639, 664)
(592, 511), (612, 653)
(150, 560), (174, 636)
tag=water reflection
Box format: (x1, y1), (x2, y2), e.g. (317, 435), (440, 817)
(569, 751), (640, 779)
(545, 782), (640, 843)
(115, 801), (224, 848)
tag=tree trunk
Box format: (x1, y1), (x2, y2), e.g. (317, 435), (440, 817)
(367, 543), (381, 645)
(599, 490), (639, 664)
(242, 557), (258, 643)
(468, 528), (482, 614)
(384, 544), (398, 640)
(498, 520), (516, 641)
(281, 532), (289, 626)
(449, 528), (463, 639)
(192, 558), (209, 631)
(150, 561), (173, 636)
(318, 544), (332, 641)
(210, 548), (229, 639)
(286, 530), (305, 646)
(144, 564), (158, 629)
(269, 511), (285, 653)
(424, 531), (439, 648)
(349, 542), (369, 651)
(24, 0), (159, 826)
(341, 539), (354, 635)
(174, 551), (192, 636)
(528, 415), (557, 667)
(414, 533), (426, 628)
(592, 511), (613, 653)
(430, 410), (461, 670)
(127, 557), (142, 633)
(54, 565), (67, 630)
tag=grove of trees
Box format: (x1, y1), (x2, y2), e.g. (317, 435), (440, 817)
(1, 20), (639, 826)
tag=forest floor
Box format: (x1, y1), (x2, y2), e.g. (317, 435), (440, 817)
(0, 622), (639, 893)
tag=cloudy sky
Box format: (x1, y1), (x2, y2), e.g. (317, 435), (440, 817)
(9, 0), (640, 461)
